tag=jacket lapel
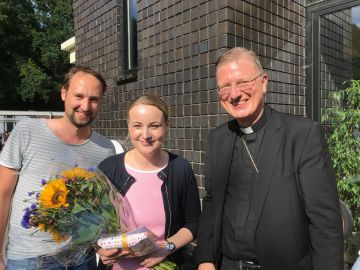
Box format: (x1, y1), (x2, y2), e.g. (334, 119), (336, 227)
(212, 120), (237, 263)
(253, 108), (283, 225)
(213, 120), (238, 204)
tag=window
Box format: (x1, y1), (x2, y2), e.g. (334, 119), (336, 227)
(118, 0), (138, 84)
(124, 0), (137, 72)
(307, 0), (360, 120)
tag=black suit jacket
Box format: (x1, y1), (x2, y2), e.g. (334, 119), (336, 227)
(195, 107), (343, 270)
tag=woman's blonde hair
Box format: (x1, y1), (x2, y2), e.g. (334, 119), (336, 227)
(127, 94), (169, 124)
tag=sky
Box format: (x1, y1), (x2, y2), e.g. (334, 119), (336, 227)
(352, 5), (360, 27)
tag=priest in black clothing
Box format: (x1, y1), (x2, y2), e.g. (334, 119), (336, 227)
(195, 47), (343, 270)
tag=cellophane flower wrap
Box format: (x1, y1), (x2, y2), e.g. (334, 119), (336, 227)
(22, 163), (178, 270)
(21, 164), (128, 266)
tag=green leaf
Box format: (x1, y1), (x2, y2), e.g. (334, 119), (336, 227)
(71, 202), (86, 214)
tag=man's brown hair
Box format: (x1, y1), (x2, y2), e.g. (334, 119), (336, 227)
(62, 66), (107, 94)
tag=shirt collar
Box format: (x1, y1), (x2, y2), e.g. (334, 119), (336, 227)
(239, 106), (267, 135)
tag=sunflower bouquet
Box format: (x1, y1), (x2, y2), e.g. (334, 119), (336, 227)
(22, 164), (177, 270)
(21, 164), (124, 266)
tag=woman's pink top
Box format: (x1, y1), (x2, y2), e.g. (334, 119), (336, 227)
(112, 164), (166, 270)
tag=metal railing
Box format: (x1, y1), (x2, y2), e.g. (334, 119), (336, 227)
(0, 111), (63, 133)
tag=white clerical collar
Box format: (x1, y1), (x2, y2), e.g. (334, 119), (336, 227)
(238, 106), (268, 135)
(239, 126), (254, 135)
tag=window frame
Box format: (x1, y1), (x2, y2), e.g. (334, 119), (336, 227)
(306, 0), (360, 120)
(118, 0), (138, 85)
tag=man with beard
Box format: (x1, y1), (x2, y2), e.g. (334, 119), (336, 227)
(0, 66), (115, 270)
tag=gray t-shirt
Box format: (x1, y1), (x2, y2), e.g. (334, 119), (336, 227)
(0, 118), (115, 260)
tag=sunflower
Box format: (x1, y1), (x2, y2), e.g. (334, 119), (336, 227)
(62, 167), (95, 181)
(39, 179), (69, 208)
(51, 230), (69, 243)
(37, 223), (46, 232)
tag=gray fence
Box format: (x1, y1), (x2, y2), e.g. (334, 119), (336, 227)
(0, 111), (63, 133)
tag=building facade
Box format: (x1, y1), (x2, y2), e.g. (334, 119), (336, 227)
(72, 0), (360, 195)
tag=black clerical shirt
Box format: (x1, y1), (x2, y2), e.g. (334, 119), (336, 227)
(221, 107), (268, 261)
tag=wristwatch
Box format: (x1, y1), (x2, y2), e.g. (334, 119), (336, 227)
(165, 240), (176, 253)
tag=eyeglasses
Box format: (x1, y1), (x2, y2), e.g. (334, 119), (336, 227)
(217, 73), (264, 98)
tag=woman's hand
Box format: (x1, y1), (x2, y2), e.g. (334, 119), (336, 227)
(97, 247), (129, 265)
(140, 240), (169, 268)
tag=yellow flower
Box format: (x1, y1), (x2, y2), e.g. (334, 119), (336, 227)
(39, 179), (69, 208)
(51, 231), (69, 243)
(37, 223), (46, 231)
(62, 167), (95, 181)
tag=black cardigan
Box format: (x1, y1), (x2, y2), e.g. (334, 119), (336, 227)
(97, 151), (201, 267)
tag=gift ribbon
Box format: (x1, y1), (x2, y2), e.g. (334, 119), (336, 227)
(121, 234), (128, 249)
(97, 232), (149, 249)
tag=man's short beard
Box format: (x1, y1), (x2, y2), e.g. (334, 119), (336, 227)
(68, 114), (94, 128)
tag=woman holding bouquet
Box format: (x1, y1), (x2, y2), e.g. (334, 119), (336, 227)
(97, 94), (201, 270)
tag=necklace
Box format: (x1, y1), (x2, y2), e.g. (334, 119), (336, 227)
(241, 136), (259, 174)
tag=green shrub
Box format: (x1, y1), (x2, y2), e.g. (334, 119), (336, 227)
(322, 80), (360, 231)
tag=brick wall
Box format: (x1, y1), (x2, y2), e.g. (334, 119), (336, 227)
(73, 0), (307, 198)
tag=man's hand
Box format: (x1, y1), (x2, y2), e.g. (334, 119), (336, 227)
(0, 256), (6, 270)
(97, 248), (129, 265)
(198, 262), (216, 270)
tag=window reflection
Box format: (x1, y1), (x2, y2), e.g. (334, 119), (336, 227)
(319, 5), (360, 116)
(124, 0), (137, 71)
